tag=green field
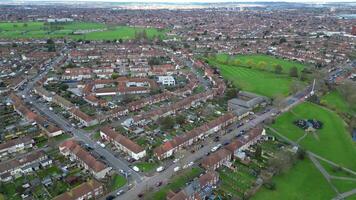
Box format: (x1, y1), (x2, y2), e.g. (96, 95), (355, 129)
(136, 162), (159, 172)
(253, 158), (336, 200)
(212, 54), (305, 73)
(206, 54), (306, 97)
(0, 21), (165, 40)
(321, 90), (356, 115)
(110, 175), (127, 190)
(271, 102), (356, 170)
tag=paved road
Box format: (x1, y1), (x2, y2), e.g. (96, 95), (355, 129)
(16, 47), (143, 184)
(117, 109), (276, 200)
(25, 89), (143, 183)
(115, 83), (316, 200)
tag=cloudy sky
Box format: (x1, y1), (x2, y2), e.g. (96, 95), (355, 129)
(12, 0), (356, 2)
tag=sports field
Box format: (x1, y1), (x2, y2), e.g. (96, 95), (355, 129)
(321, 90), (356, 115)
(0, 21), (165, 40)
(212, 54), (305, 73)
(252, 158), (336, 200)
(206, 54), (307, 97)
(207, 60), (297, 98)
(271, 102), (356, 170)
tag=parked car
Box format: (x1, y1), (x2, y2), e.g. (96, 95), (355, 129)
(116, 190), (124, 196)
(174, 166), (181, 172)
(156, 181), (163, 187)
(106, 195), (115, 200)
(156, 166), (164, 172)
(133, 166), (140, 172)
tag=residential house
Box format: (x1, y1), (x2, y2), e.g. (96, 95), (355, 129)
(201, 148), (232, 171)
(0, 150), (49, 182)
(0, 136), (35, 158)
(68, 108), (98, 127)
(53, 179), (104, 200)
(166, 171), (219, 200)
(154, 113), (236, 160)
(100, 126), (146, 160)
(59, 140), (111, 179)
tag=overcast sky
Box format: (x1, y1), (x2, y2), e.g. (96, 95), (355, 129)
(12, 0), (356, 3)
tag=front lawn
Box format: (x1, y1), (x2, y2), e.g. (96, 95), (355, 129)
(136, 162), (159, 172)
(110, 174), (127, 190)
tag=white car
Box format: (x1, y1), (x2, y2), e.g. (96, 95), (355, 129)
(173, 166), (181, 172)
(116, 190), (124, 196)
(133, 166), (140, 172)
(156, 166), (164, 172)
(211, 144), (222, 152)
(188, 161), (194, 167)
(96, 141), (105, 148)
(173, 158), (180, 163)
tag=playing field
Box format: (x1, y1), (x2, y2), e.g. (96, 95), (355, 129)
(252, 158), (336, 200)
(271, 102), (356, 170)
(0, 21), (165, 40)
(207, 60), (296, 97)
(213, 54), (306, 73)
(206, 54), (306, 97)
(321, 90), (356, 115)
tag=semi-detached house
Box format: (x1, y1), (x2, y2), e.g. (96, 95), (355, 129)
(100, 126), (146, 160)
(0, 136), (34, 158)
(59, 140), (111, 179)
(0, 150), (50, 182)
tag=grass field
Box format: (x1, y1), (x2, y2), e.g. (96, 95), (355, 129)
(321, 90), (356, 115)
(135, 162), (159, 172)
(110, 175), (127, 190)
(208, 60), (296, 97)
(0, 21), (165, 40)
(212, 54), (305, 73)
(252, 158), (336, 200)
(72, 26), (165, 40)
(206, 54), (306, 97)
(271, 102), (356, 170)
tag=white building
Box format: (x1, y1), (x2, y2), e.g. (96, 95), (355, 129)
(157, 76), (176, 86)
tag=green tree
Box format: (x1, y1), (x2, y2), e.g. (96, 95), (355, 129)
(111, 72), (119, 79)
(246, 59), (254, 68)
(258, 61), (267, 71)
(176, 115), (185, 125)
(46, 39), (56, 52)
(160, 116), (175, 130)
(289, 66), (299, 77)
(233, 59), (242, 66)
(274, 64), (283, 74)
(225, 87), (240, 100)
